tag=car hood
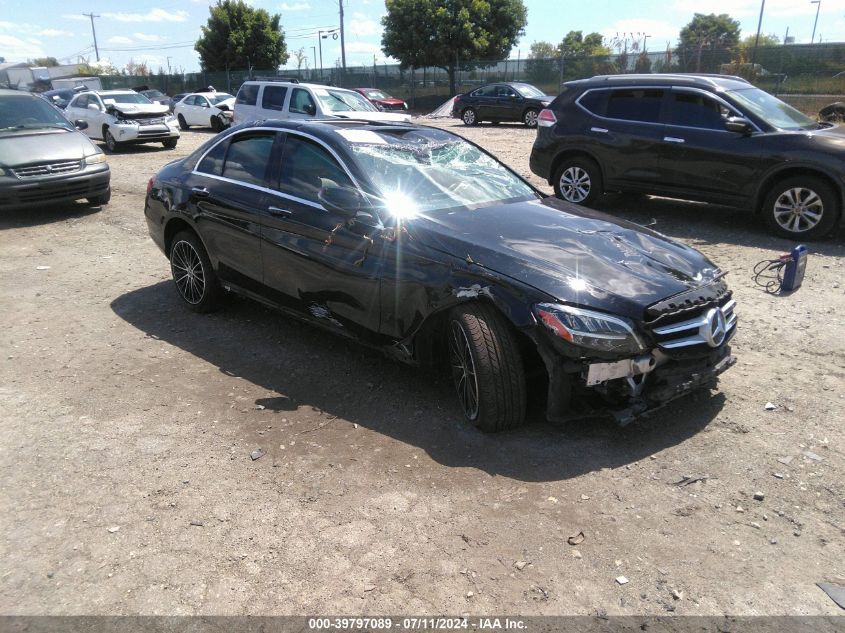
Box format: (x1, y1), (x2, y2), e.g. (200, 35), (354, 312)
(214, 97), (236, 111)
(106, 103), (169, 118)
(0, 129), (97, 167)
(409, 197), (721, 320)
(334, 111), (411, 123)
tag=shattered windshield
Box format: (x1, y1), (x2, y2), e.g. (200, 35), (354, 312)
(344, 129), (539, 215)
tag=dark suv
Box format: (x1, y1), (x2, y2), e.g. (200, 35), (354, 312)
(530, 74), (845, 239)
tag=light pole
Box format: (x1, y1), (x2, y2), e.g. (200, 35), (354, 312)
(752, 0), (766, 64)
(318, 28), (339, 82)
(810, 0), (821, 44)
(310, 46), (317, 80)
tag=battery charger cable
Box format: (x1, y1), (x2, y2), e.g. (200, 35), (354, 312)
(752, 255), (789, 294)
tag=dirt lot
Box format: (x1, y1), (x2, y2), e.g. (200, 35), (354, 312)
(1, 119), (843, 617)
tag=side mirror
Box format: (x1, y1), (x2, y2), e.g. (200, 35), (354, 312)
(87, 103), (101, 112)
(303, 103), (316, 116)
(74, 119), (88, 130)
(318, 185), (365, 219)
(725, 116), (752, 135)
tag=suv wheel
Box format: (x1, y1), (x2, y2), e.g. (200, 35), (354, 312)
(523, 108), (539, 128)
(169, 231), (221, 313)
(104, 128), (119, 153)
(763, 176), (840, 240)
(554, 157), (603, 206)
(447, 303), (526, 432)
(462, 108), (478, 126)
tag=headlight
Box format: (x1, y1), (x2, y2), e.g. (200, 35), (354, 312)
(166, 115), (176, 123)
(0, 167), (6, 176)
(85, 153), (107, 165)
(536, 303), (646, 355)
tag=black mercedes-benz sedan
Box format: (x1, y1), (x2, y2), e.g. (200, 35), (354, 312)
(451, 82), (553, 127)
(145, 119), (737, 431)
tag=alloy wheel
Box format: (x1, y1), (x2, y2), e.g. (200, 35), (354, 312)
(171, 240), (206, 305)
(448, 320), (480, 420)
(773, 187), (824, 234)
(559, 166), (591, 203)
(462, 109), (476, 125)
(524, 109), (538, 127)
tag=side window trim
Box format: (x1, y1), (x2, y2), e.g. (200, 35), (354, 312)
(575, 86), (666, 126)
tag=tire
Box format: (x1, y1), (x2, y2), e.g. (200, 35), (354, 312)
(86, 187), (111, 206)
(523, 108), (539, 128)
(162, 138), (178, 149)
(169, 231), (222, 313)
(447, 303), (527, 432)
(104, 128), (119, 153)
(462, 107), (479, 126)
(762, 175), (840, 240)
(177, 114), (189, 131)
(210, 115), (222, 132)
(553, 156), (603, 206)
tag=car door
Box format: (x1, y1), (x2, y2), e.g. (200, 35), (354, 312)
(234, 83), (259, 124)
(657, 87), (762, 204)
(580, 87), (667, 190)
(186, 130), (273, 292)
(193, 95), (211, 126)
(86, 94), (108, 139)
(471, 85), (497, 119)
(259, 132), (382, 339)
(287, 88), (317, 121)
(494, 85), (522, 120)
(66, 94), (92, 137)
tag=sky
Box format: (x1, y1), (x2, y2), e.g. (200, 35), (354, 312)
(0, 0), (843, 74)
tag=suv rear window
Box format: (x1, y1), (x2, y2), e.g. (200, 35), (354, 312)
(236, 84), (259, 106)
(606, 89), (664, 123)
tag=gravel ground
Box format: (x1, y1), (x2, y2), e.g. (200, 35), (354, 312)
(0, 119), (843, 616)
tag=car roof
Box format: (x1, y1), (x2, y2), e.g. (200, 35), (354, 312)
(567, 73), (752, 91)
(81, 90), (141, 96)
(242, 80), (355, 93)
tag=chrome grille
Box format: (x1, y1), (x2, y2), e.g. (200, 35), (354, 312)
(652, 299), (737, 349)
(138, 117), (165, 126)
(12, 161), (82, 178)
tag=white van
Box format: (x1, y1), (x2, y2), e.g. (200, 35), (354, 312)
(233, 80), (412, 125)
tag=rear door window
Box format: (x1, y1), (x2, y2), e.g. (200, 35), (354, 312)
(236, 84), (259, 106)
(668, 91), (733, 130)
(578, 90), (608, 117)
(220, 132), (276, 187)
(196, 139), (229, 176)
(262, 86), (288, 111)
(606, 88), (664, 123)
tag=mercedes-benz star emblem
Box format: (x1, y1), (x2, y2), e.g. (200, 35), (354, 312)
(701, 307), (727, 348)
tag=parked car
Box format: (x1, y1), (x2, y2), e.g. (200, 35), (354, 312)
(138, 88), (170, 107)
(173, 92), (235, 132)
(233, 81), (412, 125)
(0, 88), (110, 209)
(168, 93), (189, 112)
(530, 73), (845, 240)
(41, 88), (78, 109)
(65, 90), (180, 152)
(145, 119), (737, 430)
(452, 82), (553, 127)
(353, 88), (408, 111)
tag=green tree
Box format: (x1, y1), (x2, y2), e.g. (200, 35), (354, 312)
(558, 31), (608, 58)
(525, 40), (557, 84)
(678, 13), (741, 73)
(29, 57), (59, 67)
(381, 0), (528, 95)
(195, 0), (288, 72)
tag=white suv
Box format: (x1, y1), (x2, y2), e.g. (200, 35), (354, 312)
(65, 90), (180, 152)
(233, 81), (412, 125)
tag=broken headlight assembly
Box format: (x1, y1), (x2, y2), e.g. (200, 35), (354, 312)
(536, 303), (646, 355)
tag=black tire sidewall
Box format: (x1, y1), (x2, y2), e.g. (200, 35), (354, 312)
(763, 176), (840, 240)
(178, 114), (189, 130)
(169, 231), (221, 313)
(553, 157), (603, 206)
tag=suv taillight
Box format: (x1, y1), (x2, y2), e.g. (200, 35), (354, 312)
(537, 109), (557, 127)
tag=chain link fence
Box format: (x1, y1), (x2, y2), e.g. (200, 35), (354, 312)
(98, 42), (844, 115)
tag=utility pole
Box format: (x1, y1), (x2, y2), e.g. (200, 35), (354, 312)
(83, 12), (100, 62)
(810, 0), (821, 44)
(338, 0), (347, 85)
(752, 0), (766, 64)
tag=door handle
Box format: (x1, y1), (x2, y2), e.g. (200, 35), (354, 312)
(191, 186), (210, 198)
(664, 136), (685, 143)
(590, 127), (609, 133)
(268, 206), (292, 217)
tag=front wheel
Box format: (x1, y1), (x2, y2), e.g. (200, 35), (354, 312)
(104, 129), (119, 153)
(462, 107), (478, 126)
(210, 115), (223, 132)
(162, 138), (178, 149)
(553, 157), (603, 206)
(447, 303), (526, 432)
(523, 108), (539, 128)
(87, 188), (111, 206)
(763, 176), (840, 240)
(169, 231), (221, 313)
(177, 114), (190, 131)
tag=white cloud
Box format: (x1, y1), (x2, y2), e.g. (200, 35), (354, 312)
(280, 2), (310, 11)
(61, 15), (90, 22)
(345, 41), (381, 55)
(108, 36), (134, 45)
(133, 32), (167, 42)
(349, 12), (381, 37)
(0, 33), (45, 59)
(37, 29), (74, 37)
(102, 8), (189, 23)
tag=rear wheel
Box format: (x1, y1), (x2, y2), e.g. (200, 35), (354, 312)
(447, 303), (526, 432)
(169, 231), (221, 313)
(177, 114), (190, 130)
(523, 108), (539, 128)
(763, 176), (840, 240)
(553, 157), (603, 206)
(462, 107), (478, 126)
